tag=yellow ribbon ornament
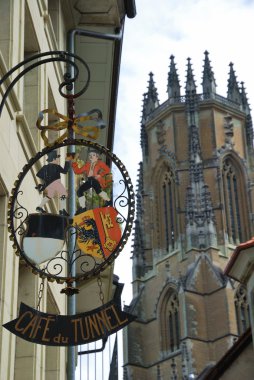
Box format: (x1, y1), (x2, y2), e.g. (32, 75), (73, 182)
(36, 108), (106, 147)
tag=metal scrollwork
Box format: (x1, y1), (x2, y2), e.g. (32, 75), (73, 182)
(113, 179), (129, 224)
(12, 191), (29, 236)
(0, 51), (90, 118)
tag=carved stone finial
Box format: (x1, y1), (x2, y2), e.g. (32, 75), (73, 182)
(185, 57), (196, 95)
(202, 50), (216, 96)
(168, 55), (181, 98)
(141, 72), (160, 124)
(227, 62), (241, 104)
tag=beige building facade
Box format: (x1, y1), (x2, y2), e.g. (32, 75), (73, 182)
(0, 1), (136, 379)
(123, 53), (254, 379)
(197, 237), (254, 379)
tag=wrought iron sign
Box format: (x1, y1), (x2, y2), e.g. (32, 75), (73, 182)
(8, 139), (135, 283)
(2, 50), (135, 346)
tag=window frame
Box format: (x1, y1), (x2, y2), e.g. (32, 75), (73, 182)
(159, 287), (180, 353)
(157, 164), (178, 252)
(221, 154), (249, 245)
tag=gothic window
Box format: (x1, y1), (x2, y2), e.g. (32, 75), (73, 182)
(222, 156), (248, 244)
(160, 290), (180, 352)
(234, 285), (250, 335)
(160, 168), (177, 251)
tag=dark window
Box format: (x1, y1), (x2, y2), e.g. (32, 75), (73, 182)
(161, 169), (177, 251)
(222, 157), (248, 244)
(161, 291), (180, 352)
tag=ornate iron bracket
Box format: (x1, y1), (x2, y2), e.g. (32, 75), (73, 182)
(0, 50), (90, 117)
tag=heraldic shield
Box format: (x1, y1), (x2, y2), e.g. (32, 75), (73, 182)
(22, 214), (68, 265)
(73, 206), (121, 259)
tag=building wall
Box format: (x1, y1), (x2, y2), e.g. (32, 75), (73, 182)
(0, 1), (68, 379)
(215, 343), (254, 380)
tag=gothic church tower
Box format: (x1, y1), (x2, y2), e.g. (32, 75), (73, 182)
(123, 52), (254, 379)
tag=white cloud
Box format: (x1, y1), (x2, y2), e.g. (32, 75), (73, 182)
(118, 0), (254, 106)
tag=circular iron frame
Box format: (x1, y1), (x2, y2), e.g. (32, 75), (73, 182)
(8, 139), (135, 284)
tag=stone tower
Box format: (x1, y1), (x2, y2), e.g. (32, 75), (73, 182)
(123, 52), (254, 379)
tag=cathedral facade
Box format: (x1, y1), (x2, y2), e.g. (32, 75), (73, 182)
(123, 52), (254, 379)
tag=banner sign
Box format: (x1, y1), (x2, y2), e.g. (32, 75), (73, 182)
(3, 301), (135, 346)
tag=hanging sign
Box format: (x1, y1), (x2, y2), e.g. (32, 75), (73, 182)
(4, 105), (136, 347)
(3, 301), (135, 346)
(3, 56), (136, 348)
(8, 139), (135, 282)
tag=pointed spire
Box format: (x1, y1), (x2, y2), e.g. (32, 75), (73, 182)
(202, 50), (216, 96)
(240, 81), (250, 113)
(167, 55), (181, 98)
(142, 72), (159, 118)
(147, 72), (159, 102)
(227, 62), (241, 104)
(240, 82), (254, 149)
(185, 58), (197, 95)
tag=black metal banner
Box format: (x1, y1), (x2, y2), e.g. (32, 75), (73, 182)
(3, 301), (135, 346)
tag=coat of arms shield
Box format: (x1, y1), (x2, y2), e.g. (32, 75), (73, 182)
(73, 206), (121, 259)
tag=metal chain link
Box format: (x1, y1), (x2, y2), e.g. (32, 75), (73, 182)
(97, 275), (105, 305)
(36, 276), (45, 311)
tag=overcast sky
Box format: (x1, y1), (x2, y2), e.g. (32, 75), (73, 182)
(114, 0), (254, 305)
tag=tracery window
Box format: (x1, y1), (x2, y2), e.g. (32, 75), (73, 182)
(234, 285), (250, 335)
(160, 168), (177, 251)
(160, 290), (180, 352)
(222, 156), (248, 244)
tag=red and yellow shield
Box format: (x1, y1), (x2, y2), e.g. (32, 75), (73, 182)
(73, 207), (121, 259)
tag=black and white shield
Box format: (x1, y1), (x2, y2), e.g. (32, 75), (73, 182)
(22, 213), (68, 265)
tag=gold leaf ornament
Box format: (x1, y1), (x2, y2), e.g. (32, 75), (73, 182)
(36, 108), (106, 146)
